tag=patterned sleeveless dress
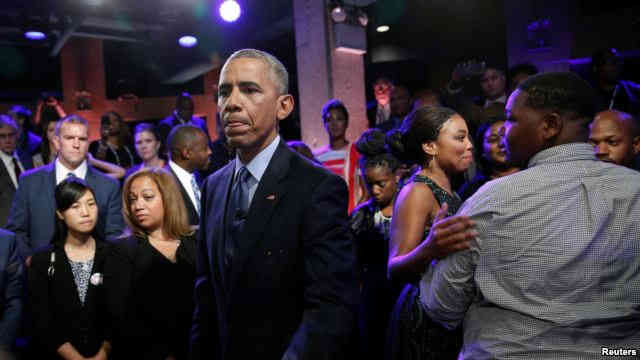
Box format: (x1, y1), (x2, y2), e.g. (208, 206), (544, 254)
(387, 175), (463, 360)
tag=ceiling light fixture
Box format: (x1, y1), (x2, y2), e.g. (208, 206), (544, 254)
(331, 5), (348, 23)
(376, 25), (390, 33)
(220, 0), (241, 23)
(25, 31), (47, 40)
(178, 35), (198, 48)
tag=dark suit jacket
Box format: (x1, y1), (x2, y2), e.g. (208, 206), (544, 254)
(6, 163), (124, 257)
(192, 141), (358, 360)
(165, 164), (200, 226)
(27, 241), (110, 357)
(0, 229), (23, 349)
(0, 161), (17, 228)
(158, 113), (211, 147)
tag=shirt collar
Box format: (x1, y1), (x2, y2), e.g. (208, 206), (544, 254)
(0, 150), (17, 161)
(484, 94), (507, 107)
(527, 143), (597, 168)
(234, 135), (280, 183)
(169, 160), (194, 181)
(55, 158), (88, 183)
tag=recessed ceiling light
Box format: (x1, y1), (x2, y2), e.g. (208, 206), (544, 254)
(25, 31), (46, 40)
(178, 35), (198, 48)
(376, 25), (390, 33)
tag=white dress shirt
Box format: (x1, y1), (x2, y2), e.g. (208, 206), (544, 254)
(233, 135), (280, 207)
(169, 160), (199, 210)
(55, 158), (88, 184)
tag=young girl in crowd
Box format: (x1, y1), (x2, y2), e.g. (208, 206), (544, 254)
(28, 178), (112, 359)
(349, 128), (402, 360)
(387, 106), (474, 360)
(105, 167), (196, 360)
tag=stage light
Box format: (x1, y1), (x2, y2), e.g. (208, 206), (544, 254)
(178, 35), (198, 48)
(25, 31), (46, 40)
(331, 6), (347, 23)
(220, 0), (241, 23)
(376, 25), (390, 33)
(357, 10), (369, 27)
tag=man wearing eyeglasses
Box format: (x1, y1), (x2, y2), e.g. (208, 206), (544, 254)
(0, 115), (25, 227)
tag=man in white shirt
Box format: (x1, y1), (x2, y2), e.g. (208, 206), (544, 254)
(0, 116), (25, 226)
(166, 124), (211, 226)
(7, 115), (123, 257)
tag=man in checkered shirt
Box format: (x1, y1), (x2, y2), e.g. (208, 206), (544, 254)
(419, 72), (640, 359)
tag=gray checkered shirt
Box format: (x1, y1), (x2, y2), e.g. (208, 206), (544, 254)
(420, 143), (640, 359)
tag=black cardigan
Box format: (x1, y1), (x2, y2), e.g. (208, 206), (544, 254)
(27, 240), (112, 358)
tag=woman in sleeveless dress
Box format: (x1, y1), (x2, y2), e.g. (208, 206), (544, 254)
(386, 106), (475, 360)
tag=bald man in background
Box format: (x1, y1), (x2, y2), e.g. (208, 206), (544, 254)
(588, 110), (640, 168)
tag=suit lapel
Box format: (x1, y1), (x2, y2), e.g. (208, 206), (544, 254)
(229, 143), (292, 296)
(208, 163), (234, 293)
(43, 163), (57, 223)
(0, 160), (15, 189)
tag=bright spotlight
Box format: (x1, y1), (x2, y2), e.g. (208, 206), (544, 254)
(376, 25), (390, 33)
(220, 0), (241, 23)
(25, 31), (46, 40)
(178, 35), (198, 48)
(331, 6), (347, 23)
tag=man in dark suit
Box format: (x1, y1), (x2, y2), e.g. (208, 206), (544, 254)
(6, 115), (124, 257)
(191, 49), (358, 360)
(158, 92), (211, 148)
(0, 228), (23, 357)
(8, 105), (42, 170)
(0, 116), (26, 227)
(165, 124), (211, 226)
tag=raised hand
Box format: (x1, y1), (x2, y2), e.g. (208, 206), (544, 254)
(423, 203), (476, 260)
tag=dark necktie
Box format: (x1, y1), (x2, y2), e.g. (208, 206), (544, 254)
(224, 167), (252, 276)
(12, 157), (21, 180)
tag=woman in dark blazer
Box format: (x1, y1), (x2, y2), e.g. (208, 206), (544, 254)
(27, 178), (112, 359)
(104, 167), (196, 360)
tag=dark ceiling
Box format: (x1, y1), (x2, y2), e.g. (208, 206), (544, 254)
(0, 0), (295, 55)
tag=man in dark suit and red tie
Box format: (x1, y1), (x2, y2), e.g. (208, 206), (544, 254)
(191, 49), (358, 360)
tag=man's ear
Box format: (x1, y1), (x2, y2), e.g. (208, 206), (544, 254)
(632, 135), (640, 156)
(276, 94), (295, 121)
(540, 112), (562, 141)
(52, 135), (61, 152)
(56, 210), (64, 220)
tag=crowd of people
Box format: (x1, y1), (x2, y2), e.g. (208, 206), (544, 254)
(0, 46), (637, 359)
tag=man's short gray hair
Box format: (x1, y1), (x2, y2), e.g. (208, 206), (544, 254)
(55, 115), (89, 136)
(224, 49), (289, 95)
